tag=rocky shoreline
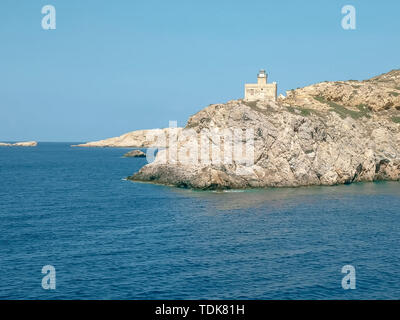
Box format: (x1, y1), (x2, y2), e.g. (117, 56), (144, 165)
(0, 141), (37, 147)
(129, 70), (400, 190)
(72, 128), (182, 148)
(123, 150), (146, 158)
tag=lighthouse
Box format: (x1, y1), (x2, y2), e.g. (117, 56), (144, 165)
(245, 70), (277, 101)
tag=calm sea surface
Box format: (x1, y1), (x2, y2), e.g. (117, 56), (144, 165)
(0, 143), (399, 299)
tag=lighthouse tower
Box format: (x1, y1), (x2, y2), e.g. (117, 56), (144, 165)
(245, 70), (277, 102)
(257, 69), (268, 85)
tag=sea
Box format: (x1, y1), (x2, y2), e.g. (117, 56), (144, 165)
(0, 143), (399, 299)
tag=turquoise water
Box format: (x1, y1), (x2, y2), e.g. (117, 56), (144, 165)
(0, 143), (399, 299)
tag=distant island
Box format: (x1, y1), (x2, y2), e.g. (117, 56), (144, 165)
(80, 69), (400, 190)
(0, 141), (37, 147)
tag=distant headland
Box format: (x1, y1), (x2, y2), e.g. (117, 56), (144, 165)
(79, 69), (400, 189)
(0, 141), (37, 147)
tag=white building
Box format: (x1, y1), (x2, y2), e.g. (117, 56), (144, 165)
(245, 70), (277, 101)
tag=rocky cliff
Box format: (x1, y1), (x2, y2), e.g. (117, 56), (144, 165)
(129, 70), (400, 190)
(284, 70), (400, 112)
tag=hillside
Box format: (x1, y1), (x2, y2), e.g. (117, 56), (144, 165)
(129, 70), (400, 189)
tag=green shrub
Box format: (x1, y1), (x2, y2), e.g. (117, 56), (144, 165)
(313, 96), (325, 103)
(286, 106), (295, 113)
(355, 104), (372, 118)
(300, 109), (311, 116)
(286, 106), (314, 117)
(313, 96), (371, 119)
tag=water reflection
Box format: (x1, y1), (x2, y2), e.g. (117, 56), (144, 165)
(170, 181), (400, 211)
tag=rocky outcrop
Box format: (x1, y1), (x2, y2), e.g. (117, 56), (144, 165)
(13, 141), (38, 147)
(72, 128), (182, 148)
(0, 141), (37, 147)
(123, 150), (146, 158)
(284, 69), (400, 112)
(129, 70), (400, 190)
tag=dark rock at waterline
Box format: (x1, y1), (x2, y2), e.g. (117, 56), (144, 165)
(124, 150), (146, 158)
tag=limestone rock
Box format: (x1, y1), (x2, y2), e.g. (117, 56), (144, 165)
(12, 141), (37, 147)
(72, 128), (182, 148)
(123, 150), (146, 158)
(129, 70), (400, 190)
(285, 69), (400, 112)
(0, 141), (37, 147)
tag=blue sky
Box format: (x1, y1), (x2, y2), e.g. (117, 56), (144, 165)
(1, 0), (399, 142)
